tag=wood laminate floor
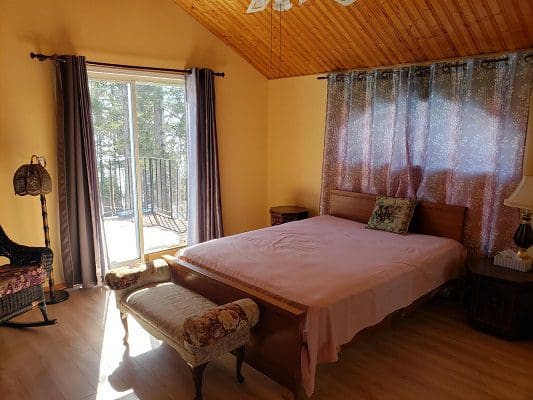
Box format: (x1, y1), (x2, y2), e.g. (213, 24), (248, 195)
(0, 287), (532, 400)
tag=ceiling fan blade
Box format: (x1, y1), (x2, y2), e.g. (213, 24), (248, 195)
(246, 0), (353, 14)
(246, 0), (270, 13)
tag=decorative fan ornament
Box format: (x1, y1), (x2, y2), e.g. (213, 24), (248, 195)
(246, 0), (355, 13)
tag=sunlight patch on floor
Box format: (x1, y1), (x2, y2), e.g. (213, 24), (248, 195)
(96, 290), (162, 400)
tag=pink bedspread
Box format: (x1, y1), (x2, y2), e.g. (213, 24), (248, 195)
(181, 215), (466, 396)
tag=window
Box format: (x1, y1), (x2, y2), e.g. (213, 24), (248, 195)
(88, 67), (188, 267)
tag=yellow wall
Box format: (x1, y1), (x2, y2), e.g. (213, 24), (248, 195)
(266, 77), (533, 224)
(0, 0), (268, 284)
(267, 75), (327, 221)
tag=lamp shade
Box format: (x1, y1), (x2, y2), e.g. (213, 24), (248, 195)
(13, 155), (52, 196)
(504, 175), (533, 210)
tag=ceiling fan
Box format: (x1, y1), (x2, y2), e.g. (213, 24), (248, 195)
(247, 0), (356, 13)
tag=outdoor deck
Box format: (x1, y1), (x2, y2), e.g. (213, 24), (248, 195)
(104, 216), (187, 264)
(98, 156), (188, 265)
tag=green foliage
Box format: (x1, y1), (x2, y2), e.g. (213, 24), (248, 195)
(89, 79), (188, 217)
(136, 82), (187, 160)
(89, 80), (131, 160)
(89, 79), (187, 162)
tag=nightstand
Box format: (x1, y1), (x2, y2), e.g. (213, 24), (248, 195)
(468, 257), (533, 340)
(269, 206), (309, 226)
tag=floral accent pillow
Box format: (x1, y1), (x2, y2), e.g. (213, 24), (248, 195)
(367, 196), (418, 234)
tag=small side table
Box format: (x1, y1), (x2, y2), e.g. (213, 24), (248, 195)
(269, 206), (309, 226)
(468, 257), (533, 340)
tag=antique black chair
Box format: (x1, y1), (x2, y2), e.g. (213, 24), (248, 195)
(0, 225), (56, 327)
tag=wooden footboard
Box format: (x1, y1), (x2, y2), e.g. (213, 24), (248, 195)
(163, 255), (307, 399)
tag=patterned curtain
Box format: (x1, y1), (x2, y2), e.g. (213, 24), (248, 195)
(320, 52), (533, 255)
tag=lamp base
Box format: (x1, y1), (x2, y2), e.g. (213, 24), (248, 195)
(516, 248), (531, 259)
(513, 211), (533, 259)
(45, 289), (70, 305)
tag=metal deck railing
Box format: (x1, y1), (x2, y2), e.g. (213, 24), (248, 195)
(98, 156), (187, 234)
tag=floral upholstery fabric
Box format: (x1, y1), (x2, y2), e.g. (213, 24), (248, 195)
(367, 196), (418, 234)
(183, 302), (250, 348)
(186, 327), (250, 366)
(232, 298), (260, 327)
(182, 299), (259, 365)
(0, 264), (47, 298)
(105, 259), (171, 292)
(105, 264), (146, 290)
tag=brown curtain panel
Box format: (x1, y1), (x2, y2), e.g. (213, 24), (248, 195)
(56, 55), (104, 287)
(186, 68), (223, 244)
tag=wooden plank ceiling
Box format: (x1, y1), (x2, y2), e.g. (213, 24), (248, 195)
(173, 0), (533, 79)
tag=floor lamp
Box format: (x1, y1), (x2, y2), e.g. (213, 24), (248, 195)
(13, 155), (69, 304)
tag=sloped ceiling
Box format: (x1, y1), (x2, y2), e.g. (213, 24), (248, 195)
(173, 0), (533, 79)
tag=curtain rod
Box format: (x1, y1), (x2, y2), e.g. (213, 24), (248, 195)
(30, 52), (225, 77)
(316, 49), (533, 80)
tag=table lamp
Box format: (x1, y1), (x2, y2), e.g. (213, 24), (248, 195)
(504, 175), (533, 259)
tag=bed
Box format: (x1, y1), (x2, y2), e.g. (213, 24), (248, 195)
(164, 191), (467, 399)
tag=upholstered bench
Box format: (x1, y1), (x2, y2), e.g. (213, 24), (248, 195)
(105, 259), (259, 400)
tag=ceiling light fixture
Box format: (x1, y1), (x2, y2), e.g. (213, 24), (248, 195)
(247, 0), (356, 14)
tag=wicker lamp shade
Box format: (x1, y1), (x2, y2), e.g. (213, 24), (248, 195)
(13, 155), (52, 196)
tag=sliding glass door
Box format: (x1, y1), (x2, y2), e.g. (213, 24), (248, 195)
(88, 69), (188, 267)
(135, 82), (188, 256)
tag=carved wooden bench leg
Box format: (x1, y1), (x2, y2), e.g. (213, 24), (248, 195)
(235, 345), (245, 384)
(120, 311), (129, 343)
(191, 362), (208, 400)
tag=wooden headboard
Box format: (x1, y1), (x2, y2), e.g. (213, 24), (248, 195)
(329, 190), (467, 243)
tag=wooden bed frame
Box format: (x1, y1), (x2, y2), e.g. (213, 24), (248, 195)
(165, 191), (466, 399)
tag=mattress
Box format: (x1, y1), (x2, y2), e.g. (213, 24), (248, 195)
(181, 215), (466, 395)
